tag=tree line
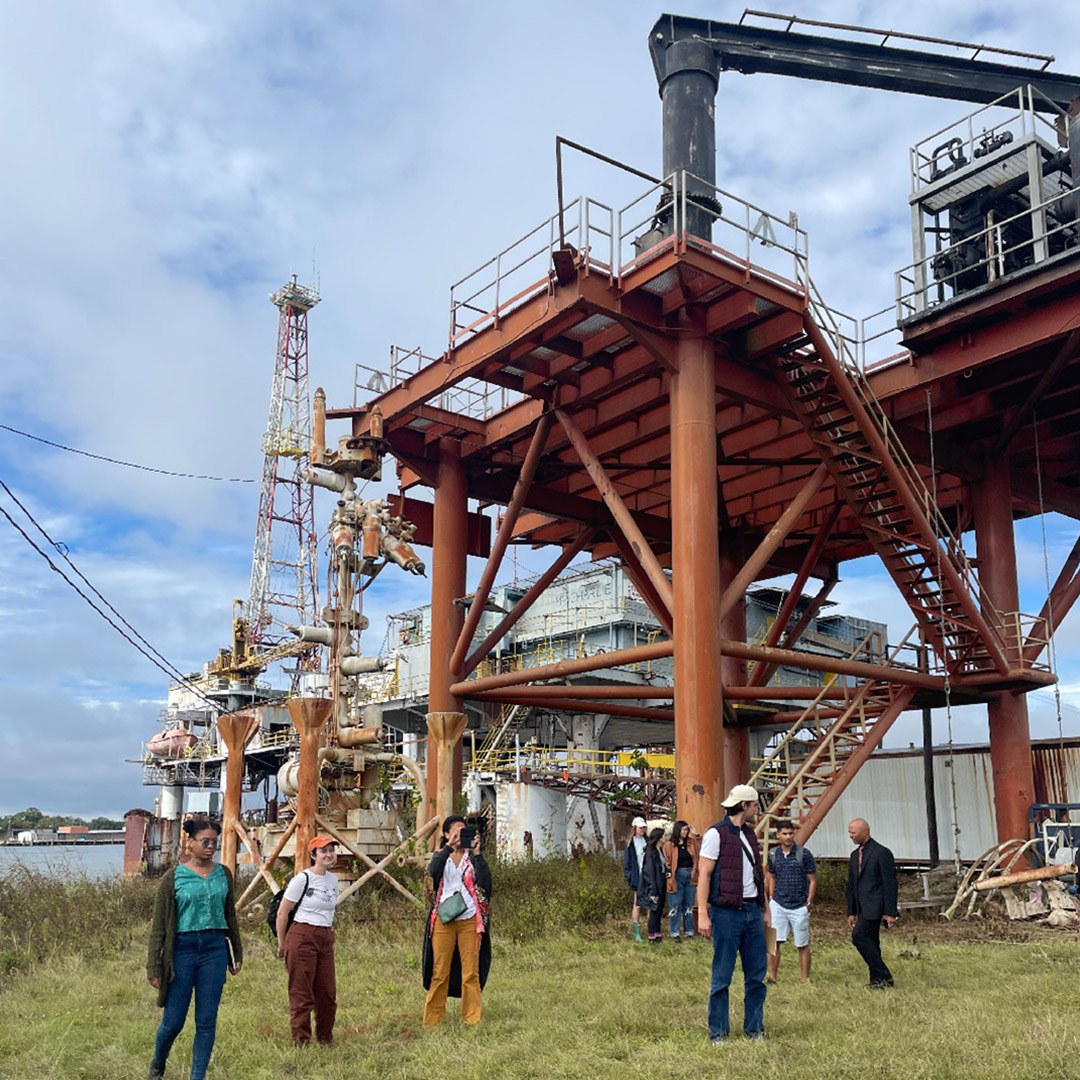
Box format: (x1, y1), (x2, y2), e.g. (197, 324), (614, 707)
(0, 807), (124, 835)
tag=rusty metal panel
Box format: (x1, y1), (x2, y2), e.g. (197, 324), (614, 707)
(495, 782), (567, 861)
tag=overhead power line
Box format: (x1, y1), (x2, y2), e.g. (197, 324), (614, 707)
(0, 423), (255, 483)
(0, 478), (231, 716)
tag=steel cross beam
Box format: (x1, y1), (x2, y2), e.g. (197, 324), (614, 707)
(649, 15), (1080, 110)
(746, 503), (841, 687)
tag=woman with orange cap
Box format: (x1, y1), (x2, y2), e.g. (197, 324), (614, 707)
(275, 834), (340, 1045)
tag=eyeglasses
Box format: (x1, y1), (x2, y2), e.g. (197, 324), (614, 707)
(195, 838), (219, 848)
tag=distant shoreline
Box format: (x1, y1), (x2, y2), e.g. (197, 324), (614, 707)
(1, 839), (124, 847)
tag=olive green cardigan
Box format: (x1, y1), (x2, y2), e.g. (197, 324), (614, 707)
(146, 866), (243, 1008)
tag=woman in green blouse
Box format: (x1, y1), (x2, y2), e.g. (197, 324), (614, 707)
(147, 819), (242, 1080)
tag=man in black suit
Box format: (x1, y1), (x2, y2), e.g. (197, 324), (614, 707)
(846, 818), (898, 988)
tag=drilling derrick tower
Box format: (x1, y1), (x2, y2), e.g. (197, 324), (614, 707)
(247, 276), (321, 676)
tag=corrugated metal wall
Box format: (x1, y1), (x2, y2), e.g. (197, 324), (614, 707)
(808, 740), (1080, 861)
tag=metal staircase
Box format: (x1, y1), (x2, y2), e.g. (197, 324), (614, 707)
(472, 703), (532, 772)
(751, 628), (921, 842)
(767, 293), (1012, 678)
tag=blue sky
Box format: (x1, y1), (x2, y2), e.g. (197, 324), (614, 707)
(2, 1), (1079, 817)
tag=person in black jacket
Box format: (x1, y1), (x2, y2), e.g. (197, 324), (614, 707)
(422, 816), (492, 1026)
(846, 818), (898, 988)
(636, 827), (668, 944)
(623, 816), (648, 942)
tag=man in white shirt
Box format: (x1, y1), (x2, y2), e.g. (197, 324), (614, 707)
(695, 784), (770, 1044)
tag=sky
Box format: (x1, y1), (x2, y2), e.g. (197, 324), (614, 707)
(2, 0), (1080, 818)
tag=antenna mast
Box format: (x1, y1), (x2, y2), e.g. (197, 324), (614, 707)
(247, 276), (322, 680)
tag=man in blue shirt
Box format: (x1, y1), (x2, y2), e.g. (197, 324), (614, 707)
(764, 819), (816, 983)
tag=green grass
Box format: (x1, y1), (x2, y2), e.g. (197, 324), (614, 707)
(1, 858), (1078, 1079)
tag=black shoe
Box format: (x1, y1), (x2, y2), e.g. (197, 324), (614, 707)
(148, 1066), (165, 1080)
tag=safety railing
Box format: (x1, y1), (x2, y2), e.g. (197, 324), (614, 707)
(616, 171), (811, 295)
(448, 196), (616, 349)
(910, 85), (1066, 193)
(896, 184), (1080, 321)
(469, 744), (675, 776)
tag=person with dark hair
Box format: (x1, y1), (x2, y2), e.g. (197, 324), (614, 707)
(636, 826), (668, 944)
(422, 816), (492, 1027)
(276, 834), (340, 1045)
(696, 784), (770, 1044)
(146, 819), (242, 1080)
(623, 816), (648, 942)
(765, 819), (816, 984)
(663, 819), (700, 940)
(847, 818), (898, 989)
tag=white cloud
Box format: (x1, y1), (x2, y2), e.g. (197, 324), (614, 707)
(2, 0), (1080, 815)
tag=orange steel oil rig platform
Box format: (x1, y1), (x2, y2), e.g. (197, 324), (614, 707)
(324, 13), (1080, 846)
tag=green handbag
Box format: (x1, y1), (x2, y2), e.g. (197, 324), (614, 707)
(437, 890), (468, 924)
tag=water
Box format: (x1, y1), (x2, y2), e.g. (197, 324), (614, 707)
(0, 844), (123, 879)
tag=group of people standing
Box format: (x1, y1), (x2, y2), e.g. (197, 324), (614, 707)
(623, 816), (701, 943)
(146, 794), (897, 1072)
(624, 786), (899, 1044)
(146, 814), (490, 1078)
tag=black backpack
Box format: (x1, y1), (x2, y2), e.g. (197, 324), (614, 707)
(767, 845), (806, 874)
(267, 871), (309, 939)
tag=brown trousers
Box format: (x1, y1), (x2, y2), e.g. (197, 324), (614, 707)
(283, 922), (336, 1044)
(423, 917), (482, 1027)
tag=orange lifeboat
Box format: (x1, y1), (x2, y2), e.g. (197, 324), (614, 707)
(147, 727), (197, 758)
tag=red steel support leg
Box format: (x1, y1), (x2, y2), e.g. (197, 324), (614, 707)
(720, 543), (750, 790)
(287, 698), (334, 861)
(671, 334), (725, 831)
(217, 712), (259, 876)
(426, 441), (468, 827)
(973, 458), (1035, 843)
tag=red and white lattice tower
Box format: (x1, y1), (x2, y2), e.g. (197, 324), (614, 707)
(247, 276), (321, 661)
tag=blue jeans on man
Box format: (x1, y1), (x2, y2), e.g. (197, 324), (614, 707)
(669, 867), (695, 938)
(151, 930), (229, 1080)
(708, 903), (767, 1040)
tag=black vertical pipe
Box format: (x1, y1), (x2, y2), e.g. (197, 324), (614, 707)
(655, 36), (719, 241)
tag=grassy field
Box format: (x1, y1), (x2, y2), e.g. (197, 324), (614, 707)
(1, 858), (1078, 1080)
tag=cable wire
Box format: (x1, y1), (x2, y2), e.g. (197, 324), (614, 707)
(0, 423), (255, 483)
(0, 480), (229, 715)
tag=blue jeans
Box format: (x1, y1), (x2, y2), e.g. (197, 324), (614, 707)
(668, 867), (695, 937)
(152, 930), (229, 1080)
(708, 904), (767, 1039)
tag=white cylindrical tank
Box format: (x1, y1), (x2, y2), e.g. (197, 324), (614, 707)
(495, 782), (566, 861)
(466, 772), (482, 815)
(159, 786), (183, 821)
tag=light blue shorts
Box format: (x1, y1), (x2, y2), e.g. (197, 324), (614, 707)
(769, 900), (810, 947)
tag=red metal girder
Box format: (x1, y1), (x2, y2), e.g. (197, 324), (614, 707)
(610, 528), (674, 636)
(460, 527), (597, 679)
(451, 639), (675, 697)
(450, 414), (553, 676)
(1024, 535), (1080, 665)
(872, 297), (1080, 403)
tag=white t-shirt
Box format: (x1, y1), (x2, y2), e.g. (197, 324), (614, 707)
(700, 824), (757, 900)
(441, 852), (477, 920)
(284, 869), (339, 927)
